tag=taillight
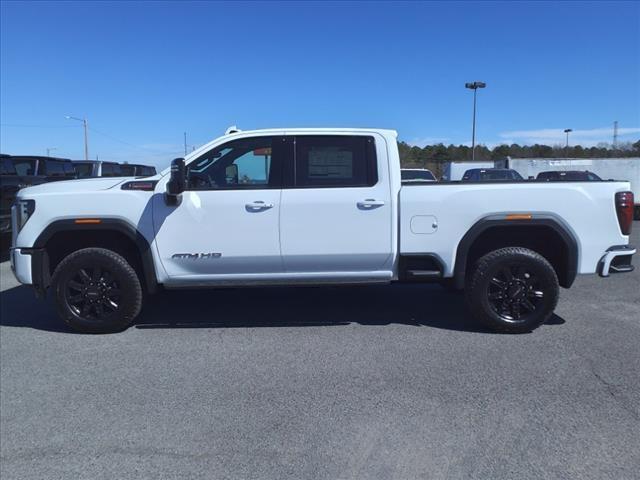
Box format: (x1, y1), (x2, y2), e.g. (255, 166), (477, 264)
(615, 191), (634, 235)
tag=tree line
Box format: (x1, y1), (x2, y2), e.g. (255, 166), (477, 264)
(398, 140), (640, 178)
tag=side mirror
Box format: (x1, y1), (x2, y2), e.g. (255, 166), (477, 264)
(167, 158), (186, 194)
(166, 157), (186, 204)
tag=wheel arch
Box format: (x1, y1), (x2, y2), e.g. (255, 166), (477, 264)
(32, 218), (157, 294)
(453, 215), (579, 289)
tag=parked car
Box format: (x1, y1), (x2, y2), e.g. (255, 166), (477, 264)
(1, 155), (75, 234)
(442, 161), (495, 181)
(119, 164), (157, 177)
(401, 168), (436, 182)
(73, 161), (123, 178)
(462, 168), (524, 181)
(536, 170), (602, 181)
(9, 127), (635, 334)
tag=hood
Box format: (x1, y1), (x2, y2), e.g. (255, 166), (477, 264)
(19, 177), (130, 196)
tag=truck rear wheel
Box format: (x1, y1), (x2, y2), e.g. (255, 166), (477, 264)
(465, 247), (559, 333)
(51, 248), (143, 333)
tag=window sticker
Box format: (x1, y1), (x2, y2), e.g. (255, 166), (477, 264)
(308, 148), (353, 178)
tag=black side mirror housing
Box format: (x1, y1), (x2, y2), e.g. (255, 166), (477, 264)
(166, 157), (186, 204)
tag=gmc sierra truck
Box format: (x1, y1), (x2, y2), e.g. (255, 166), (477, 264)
(9, 128), (636, 333)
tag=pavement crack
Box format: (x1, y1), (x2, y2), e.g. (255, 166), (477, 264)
(588, 363), (639, 422)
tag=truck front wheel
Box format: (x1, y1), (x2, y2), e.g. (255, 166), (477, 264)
(51, 248), (143, 333)
(465, 247), (559, 333)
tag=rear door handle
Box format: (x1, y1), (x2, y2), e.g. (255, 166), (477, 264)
(357, 199), (385, 208)
(245, 201), (274, 211)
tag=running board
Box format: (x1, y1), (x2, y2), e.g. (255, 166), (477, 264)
(406, 269), (442, 279)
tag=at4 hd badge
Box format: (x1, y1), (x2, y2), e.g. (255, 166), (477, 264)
(172, 252), (222, 260)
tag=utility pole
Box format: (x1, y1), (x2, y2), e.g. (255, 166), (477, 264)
(465, 81), (486, 161)
(184, 132), (187, 155)
(66, 116), (89, 160)
(46, 147), (57, 157)
(613, 121), (618, 149)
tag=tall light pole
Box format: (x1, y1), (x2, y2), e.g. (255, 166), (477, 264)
(65, 116), (89, 160)
(465, 81), (486, 161)
(564, 128), (572, 157)
(46, 147), (57, 157)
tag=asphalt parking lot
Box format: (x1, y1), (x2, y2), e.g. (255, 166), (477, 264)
(1, 226), (639, 480)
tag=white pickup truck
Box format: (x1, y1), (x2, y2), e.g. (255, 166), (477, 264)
(10, 128), (636, 333)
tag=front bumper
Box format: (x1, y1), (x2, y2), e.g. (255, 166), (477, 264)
(10, 247), (49, 297)
(10, 247), (33, 284)
(598, 245), (636, 277)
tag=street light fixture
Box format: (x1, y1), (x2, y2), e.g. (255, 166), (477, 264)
(65, 115), (89, 160)
(465, 81), (486, 161)
(564, 128), (572, 148)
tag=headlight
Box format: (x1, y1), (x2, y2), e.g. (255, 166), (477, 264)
(13, 199), (35, 233)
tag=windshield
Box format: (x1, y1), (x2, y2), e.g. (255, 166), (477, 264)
(402, 170), (435, 181)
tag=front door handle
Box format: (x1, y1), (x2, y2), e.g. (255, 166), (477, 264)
(245, 201), (274, 211)
(357, 199), (385, 208)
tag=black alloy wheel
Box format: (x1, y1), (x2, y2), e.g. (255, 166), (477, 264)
(52, 248), (143, 333)
(486, 263), (546, 323)
(65, 266), (122, 321)
(465, 247), (559, 333)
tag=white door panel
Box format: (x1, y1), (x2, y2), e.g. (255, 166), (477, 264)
(152, 190), (282, 276)
(280, 187), (392, 272)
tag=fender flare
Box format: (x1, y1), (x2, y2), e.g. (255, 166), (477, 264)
(32, 218), (158, 294)
(453, 215), (579, 289)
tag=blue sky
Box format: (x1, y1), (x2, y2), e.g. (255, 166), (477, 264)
(1, 1), (639, 168)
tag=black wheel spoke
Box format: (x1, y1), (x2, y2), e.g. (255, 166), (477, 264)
(488, 291), (503, 300)
(105, 299), (119, 310)
(68, 294), (83, 303)
(511, 303), (521, 320)
(490, 277), (505, 288)
(91, 267), (102, 282)
(502, 267), (513, 281)
(78, 269), (91, 283)
(68, 280), (84, 291)
(522, 299), (536, 312)
(528, 289), (544, 299)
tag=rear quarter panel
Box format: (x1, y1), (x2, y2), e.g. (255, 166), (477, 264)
(399, 181), (631, 276)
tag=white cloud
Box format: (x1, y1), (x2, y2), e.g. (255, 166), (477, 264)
(407, 137), (450, 148)
(497, 126), (640, 147)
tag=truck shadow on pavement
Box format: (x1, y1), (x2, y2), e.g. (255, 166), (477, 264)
(0, 283), (565, 334)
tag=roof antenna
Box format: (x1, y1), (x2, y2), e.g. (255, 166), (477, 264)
(225, 125), (241, 135)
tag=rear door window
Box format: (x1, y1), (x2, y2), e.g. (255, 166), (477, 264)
(101, 163), (123, 177)
(120, 164), (136, 176)
(43, 160), (66, 176)
(74, 163), (94, 178)
(293, 135), (377, 188)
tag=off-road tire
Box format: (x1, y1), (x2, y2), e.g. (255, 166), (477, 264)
(465, 247), (559, 333)
(51, 248), (142, 333)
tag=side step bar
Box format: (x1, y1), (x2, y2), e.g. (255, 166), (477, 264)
(405, 269), (442, 279)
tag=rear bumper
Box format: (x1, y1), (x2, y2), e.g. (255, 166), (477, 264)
(598, 245), (636, 277)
